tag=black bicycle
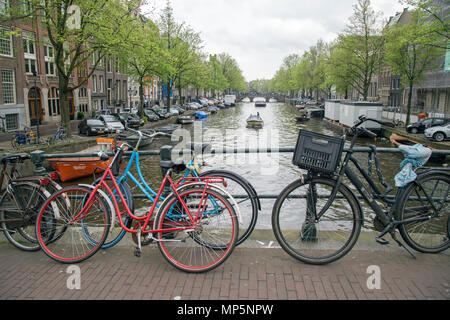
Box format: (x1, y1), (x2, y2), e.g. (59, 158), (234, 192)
(272, 115), (449, 265)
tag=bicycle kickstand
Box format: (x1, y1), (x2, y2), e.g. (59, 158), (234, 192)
(390, 230), (417, 259)
(134, 229), (142, 258)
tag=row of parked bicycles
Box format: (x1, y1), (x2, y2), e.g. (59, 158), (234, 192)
(10, 125), (67, 149)
(0, 116), (448, 273)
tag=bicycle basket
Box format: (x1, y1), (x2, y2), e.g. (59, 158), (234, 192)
(293, 130), (344, 174)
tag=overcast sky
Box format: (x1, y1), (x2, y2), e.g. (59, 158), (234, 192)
(144, 0), (405, 81)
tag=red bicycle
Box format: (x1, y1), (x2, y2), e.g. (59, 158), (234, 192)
(35, 132), (239, 273)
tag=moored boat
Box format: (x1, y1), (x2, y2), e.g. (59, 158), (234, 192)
(176, 115), (195, 124)
(390, 133), (446, 163)
(48, 138), (116, 182)
(194, 111), (208, 119)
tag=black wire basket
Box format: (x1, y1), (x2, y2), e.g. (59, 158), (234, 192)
(293, 130), (344, 174)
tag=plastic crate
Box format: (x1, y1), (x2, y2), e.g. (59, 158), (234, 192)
(293, 130), (344, 174)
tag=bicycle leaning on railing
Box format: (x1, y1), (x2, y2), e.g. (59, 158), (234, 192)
(272, 115), (449, 265)
(34, 130), (239, 273)
(0, 153), (63, 251)
(91, 127), (259, 250)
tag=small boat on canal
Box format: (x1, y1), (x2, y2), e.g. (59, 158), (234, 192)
(254, 97), (267, 107)
(208, 106), (218, 114)
(48, 138), (117, 182)
(176, 115), (195, 125)
(194, 111), (208, 119)
(246, 113), (264, 128)
(296, 112), (310, 122)
(155, 124), (181, 134)
(390, 133), (446, 163)
(117, 131), (153, 148)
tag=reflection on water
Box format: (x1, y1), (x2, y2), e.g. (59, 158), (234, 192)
(130, 102), (406, 230)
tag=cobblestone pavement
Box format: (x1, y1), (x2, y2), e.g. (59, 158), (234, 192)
(0, 242), (448, 301)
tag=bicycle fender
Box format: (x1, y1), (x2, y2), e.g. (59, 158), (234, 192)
(175, 182), (242, 224)
(200, 169), (261, 211)
(79, 184), (115, 233)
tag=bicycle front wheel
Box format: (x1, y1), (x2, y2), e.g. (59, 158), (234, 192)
(36, 186), (111, 263)
(155, 186), (238, 273)
(272, 176), (362, 265)
(0, 182), (48, 251)
(397, 172), (449, 253)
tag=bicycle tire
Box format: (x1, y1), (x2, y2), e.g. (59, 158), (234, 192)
(272, 176), (362, 265)
(199, 170), (259, 246)
(0, 182), (49, 251)
(90, 176), (134, 249)
(11, 137), (19, 149)
(154, 186), (238, 273)
(36, 185), (111, 264)
(396, 171), (450, 253)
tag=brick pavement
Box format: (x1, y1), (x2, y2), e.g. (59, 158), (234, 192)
(0, 242), (448, 301)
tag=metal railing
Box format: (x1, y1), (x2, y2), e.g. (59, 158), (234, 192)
(30, 145), (450, 200)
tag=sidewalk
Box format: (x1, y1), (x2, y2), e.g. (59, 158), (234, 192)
(0, 241), (448, 300)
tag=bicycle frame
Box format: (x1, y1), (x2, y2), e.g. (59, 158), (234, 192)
(79, 163), (219, 235)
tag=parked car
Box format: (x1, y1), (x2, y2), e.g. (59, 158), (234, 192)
(152, 107), (171, 119)
(115, 113), (144, 128)
(171, 105), (185, 114)
(406, 118), (450, 134)
(97, 115), (125, 133)
(143, 109), (160, 122)
(425, 123), (450, 142)
(78, 118), (109, 136)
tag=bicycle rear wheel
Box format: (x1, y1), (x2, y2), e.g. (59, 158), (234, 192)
(272, 176), (362, 265)
(397, 172), (449, 253)
(199, 170), (259, 246)
(36, 186), (111, 263)
(0, 182), (48, 251)
(155, 186), (238, 273)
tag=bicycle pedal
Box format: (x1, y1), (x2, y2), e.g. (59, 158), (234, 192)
(375, 237), (389, 245)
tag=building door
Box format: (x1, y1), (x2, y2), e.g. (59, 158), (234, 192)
(28, 87), (42, 126)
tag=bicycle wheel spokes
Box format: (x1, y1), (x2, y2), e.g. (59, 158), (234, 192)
(272, 178), (361, 265)
(0, 183), (47, 251)
(156, 187), (238, 273)
(399, 175), (449, 253)
(36, 187), (110, 263)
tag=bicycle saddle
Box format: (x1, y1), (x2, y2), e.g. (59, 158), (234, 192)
(0, 153), (30, 164)
(185, 142), (212, 154)
(159, 159), (187, 174)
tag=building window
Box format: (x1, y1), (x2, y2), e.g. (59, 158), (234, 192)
(1, 68), (16, 104)
(23, 31), (37, 75)
(99, 75), (104, 92)
(92, 75), (97, 93)
(106, 58), (112, 72)
(5, 113), (18, 130)
(44, 44), (56, 76)
(116, 80), (120, 100)
(48, 87), (60, 116)
(0, 26), (13, 57)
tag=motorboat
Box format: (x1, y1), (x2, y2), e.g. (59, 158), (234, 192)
(194, 111), (208, 119)
(254, 97), (267, 107)
(176, 115), (195, 125)
(246, 113), (264, 128)
(48, 138), (116, 182)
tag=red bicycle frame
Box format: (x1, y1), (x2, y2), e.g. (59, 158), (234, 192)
(75, 166), (224, 235)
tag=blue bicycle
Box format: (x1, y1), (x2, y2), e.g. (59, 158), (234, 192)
(92, 128), (260, 249)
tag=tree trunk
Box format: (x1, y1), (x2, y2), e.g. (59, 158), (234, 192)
(406, 82), (413, 127)
(166, 82), (172, 112)
(59, 77), (71, 137)
(138, 81), (145, 117)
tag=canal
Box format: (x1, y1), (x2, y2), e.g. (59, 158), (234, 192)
(130, 101), (408, 232)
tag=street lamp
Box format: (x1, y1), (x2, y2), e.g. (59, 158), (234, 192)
(32, 70), (40, 142)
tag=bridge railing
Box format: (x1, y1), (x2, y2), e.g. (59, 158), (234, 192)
(30, 145), (450, 200)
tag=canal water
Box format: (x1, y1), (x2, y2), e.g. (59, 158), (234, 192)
(134, 101), (407, 231)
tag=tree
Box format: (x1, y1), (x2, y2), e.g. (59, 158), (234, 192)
(338, 0), (385, 100)
(217, 52), (247, 93)
(384, 9), (443, 126)
(158, 1), (202, 110)
(2, 0), (142, 136)
(118, 17), (168, 116)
